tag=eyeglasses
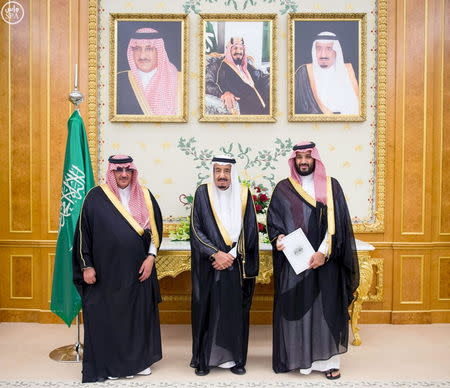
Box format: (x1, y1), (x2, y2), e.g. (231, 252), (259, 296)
(115, 167), (133, 173)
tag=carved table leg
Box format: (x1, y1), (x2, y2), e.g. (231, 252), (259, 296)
(351, 259), (373, 346)
(256, 252), (274, 284)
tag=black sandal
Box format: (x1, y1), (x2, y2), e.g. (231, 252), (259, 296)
(324, 368), (341, 380)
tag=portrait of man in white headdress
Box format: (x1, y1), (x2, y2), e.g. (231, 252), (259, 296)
(293, 21), (361, 117)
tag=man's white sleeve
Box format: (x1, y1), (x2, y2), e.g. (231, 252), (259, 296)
(148, 241), (157, 256)
(318, 230), (329, 256)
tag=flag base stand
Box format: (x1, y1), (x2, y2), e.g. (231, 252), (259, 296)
(49, 342), (83, 362)
(49, 313), (83, 362)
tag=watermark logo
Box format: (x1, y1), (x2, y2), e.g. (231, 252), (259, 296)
(1, 1), (24, 25)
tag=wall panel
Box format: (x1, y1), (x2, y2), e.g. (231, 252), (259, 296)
(10, 0), (32, 233)
(0, 7), (9, 239)
(10, 255), (33, 299)
(400, 255), (424, 304)
(47, 0), (74, 234)
(436, 0), (450, 238)
(392, 249), (432, 324)
(0, 248), (10, 312)
(438, 256), (450, 300)
(0, 0), (84, 324)
(396, 0), (428, 238)
(430, 251), (450, 312)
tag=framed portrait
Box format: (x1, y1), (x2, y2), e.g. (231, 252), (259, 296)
(109, 14), (188, 122)
(199, 14), (277, 122)
(288, 13), (366, 122)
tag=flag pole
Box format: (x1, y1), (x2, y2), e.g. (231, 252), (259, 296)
(49, 64), (84, 363)
(49, 312), (83, 362)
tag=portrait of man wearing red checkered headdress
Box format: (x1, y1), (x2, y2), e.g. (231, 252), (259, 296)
(116, 27), (182, 116)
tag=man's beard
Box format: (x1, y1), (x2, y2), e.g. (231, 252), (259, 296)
(233, 57), (243, 65)
(295, 161), (315, 176)
(217, 178), (230, 189)
(318, 57), (330, 67)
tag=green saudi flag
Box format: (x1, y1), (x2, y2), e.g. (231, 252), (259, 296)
(205, 21), (218, 54)
(50, 110), (95, 326)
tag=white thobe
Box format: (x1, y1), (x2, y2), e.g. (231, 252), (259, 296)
(137, 68), (157, 88)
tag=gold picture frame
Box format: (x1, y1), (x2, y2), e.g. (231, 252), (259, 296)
(199, 13), (277, 122)
(109, 13), (188, 122)
(288, 13), (367, 122)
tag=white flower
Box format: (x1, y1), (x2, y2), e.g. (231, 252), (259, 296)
(257, 213), (266, 224)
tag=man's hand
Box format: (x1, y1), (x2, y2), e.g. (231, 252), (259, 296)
(309, 252), (325, 269)
(139, 255), (155, 282)
(212, 251), (234, 271)
(220, 91), (240, 113)
(83, 267), (96, 284)
(276, 234), (286, 251)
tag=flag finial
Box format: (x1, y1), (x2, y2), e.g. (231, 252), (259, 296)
(69, 64), (83, 109)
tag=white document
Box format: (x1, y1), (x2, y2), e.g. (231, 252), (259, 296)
(282, 228), (315, 275)
(228, 245), (237, 258)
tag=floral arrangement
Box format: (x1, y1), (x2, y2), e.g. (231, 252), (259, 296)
(169, 216), (190, 241)
(169, 194), (193, 241)
(250, 183), (271, 243)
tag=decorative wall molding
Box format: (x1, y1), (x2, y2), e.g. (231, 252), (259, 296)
(182, 0), (298, 14)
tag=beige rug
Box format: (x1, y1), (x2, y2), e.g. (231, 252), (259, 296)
(0, 323), (449, 386)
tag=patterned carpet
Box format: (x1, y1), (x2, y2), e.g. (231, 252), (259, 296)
(0, 381), (449, 387)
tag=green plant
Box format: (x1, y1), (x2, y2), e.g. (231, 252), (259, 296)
(169, 217), (191, 241)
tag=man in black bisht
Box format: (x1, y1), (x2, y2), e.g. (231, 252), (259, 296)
(190, 156), (259, 376)
(267, 142), (359, 380)
(73, 155), (163, 382)
(206, 37), (270, 115)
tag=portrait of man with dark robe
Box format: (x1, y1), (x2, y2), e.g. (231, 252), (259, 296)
(201, 16), (276, 122)
(289, 16), (366, 121)
(110, 16), (187, 122)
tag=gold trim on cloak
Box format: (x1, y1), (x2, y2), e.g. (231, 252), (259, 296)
(240, 185), (248, 219)
(238, 186), (258, 279)
(128, 71), (154, 116)
(142, 187), (160, 249)
(304, 63), (359, 115)
(100, 184), (160, 246)
(100, 184), (145, 236)
(190, 187), (219, 254)
(288, 177), (317, 207)
(326, 176), (335, 257)
(288, 176), (336, 257)
(206, 183), (248, 248)
(305, 64), (333, 114)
